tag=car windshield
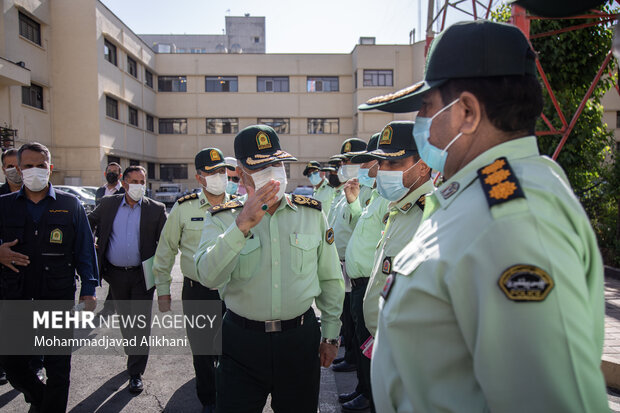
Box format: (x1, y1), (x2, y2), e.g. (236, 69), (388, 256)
(56, 186), (95, 200)
(157, 187), (179, 193)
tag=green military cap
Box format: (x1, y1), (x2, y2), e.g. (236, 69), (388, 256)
(234, 125), (297, 170)
(358, 20), (537, 113)
(352, 121), (416, 163)
(195, 147), (236, 172)
(328, 156), (344, 165)
(349, 132), (380, 164)
(337, 138), (367, 159)
(303, 161), (322, 176)
(510, 0), (606, 17)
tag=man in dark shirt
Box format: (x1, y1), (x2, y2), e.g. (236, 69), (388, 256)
(0, 148), (22, 195)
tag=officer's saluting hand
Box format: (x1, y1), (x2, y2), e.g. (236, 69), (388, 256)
(235, 180), (279, 236)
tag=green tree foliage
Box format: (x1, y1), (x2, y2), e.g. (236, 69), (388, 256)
(492, 3), (620, 265)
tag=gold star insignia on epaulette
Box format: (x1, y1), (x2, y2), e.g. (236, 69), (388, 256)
(209, 200), (244, 215)
(477, 157), (525, 208)
(401, 202), (412, 211)
(178, 193), (198, 204)
(291, 195), (322, 211)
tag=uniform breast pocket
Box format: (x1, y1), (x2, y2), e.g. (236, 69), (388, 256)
(184, 220), (205, 245)
(290, 234), (320, 275)
(236, 237), (261, 280)
(44, 260), (76, 293)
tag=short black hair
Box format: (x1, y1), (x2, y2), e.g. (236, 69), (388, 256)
(123, 165), (147, 180)
(106, 162), (122, 173)
(1, 148), (18, 165)
(17, 142), (51, 166)
(438, 75), (542, 135)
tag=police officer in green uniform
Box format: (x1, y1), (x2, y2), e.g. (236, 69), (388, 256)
(303, 161), (333, 213)
(357, 122), (434, 339)
(359, 20), (609, 412)
(152, 147), (234, 413)
(194, 125), (344, 413)
(337, 132), (388, 412)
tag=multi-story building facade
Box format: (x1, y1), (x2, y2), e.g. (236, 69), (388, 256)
(1, 0), (618, 192)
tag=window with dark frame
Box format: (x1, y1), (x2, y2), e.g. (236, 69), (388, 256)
(159, 164), (188, 180)
(307, 118), (339, 134)
(129, 159), (140, 166)
(146, 114), (154, 132)
(158, 76), (187, 92)
(127, 56), (137, 78)
(307, 77), (339, 92)
(159, 118), (187, 134)
(104, 39), (117, 66)
(107, 155), (121, 165)
(128, 106), (138, 127)
(206, 118), (239, 134)
(616, 111), (620, 129)
(145, 70), (153, 88)
(147, 162), (156, 180)
(258, 118), (290, 134)
(205, 76), (238, 92)
(363, 69), (393, 87)
(22, 84), (43, 110)
(106, 96), (118, 119)
(257, 76), (289, 92)
(19, 12), (41, 45)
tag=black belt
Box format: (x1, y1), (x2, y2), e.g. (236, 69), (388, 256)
(350, 277), (369, 288)
(107, 263), (141, 272)
(227, 308), (313, 333)
(183, 277), (206, 288)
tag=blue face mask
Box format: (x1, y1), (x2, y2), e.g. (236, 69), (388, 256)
(226, 181), (238, 195)
(308, 171), (322, 186)
(357, 168), (375, 188)
(375, 161), (421, 202)
(413, 98), (463, 174)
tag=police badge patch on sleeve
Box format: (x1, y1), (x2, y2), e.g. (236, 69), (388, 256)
(326, 228), (335, 245)
(498, 264), (554, 302)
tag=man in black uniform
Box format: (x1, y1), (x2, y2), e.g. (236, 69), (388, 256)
(0, 148), (22, 195)
(0, 142), (98, 412)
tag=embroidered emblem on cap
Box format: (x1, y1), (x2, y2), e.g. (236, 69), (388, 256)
(50, 228), (63, 244)
(382, 257), (392, 274)
(210, 150), (221, 161)
(256, 131), (272, 150)
(344, 142), (352, 153)
(477, 157), (525, 207)
(440, 182), (460, 199)
(380, 273), (395, 300)
(380, 126), (393, 145)
(498, 264), (554, 302)
(326, 228), (334, 244)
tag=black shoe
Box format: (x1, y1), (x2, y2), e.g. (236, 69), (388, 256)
(333, 356), (345, 365)
(338, 390), (360, 404)
(0, 368), (7, 385)
(202, 404), (216, 413)
(128, 375), (143, 394)
(342, 394), (370, 412)
(331, 361), (357, 372)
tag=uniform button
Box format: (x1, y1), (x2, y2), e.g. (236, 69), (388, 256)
(272, 238), (276, 242)
(274, 261), (279, 265)
(274, 284), (279, 288)
(44, 266), (49, 271)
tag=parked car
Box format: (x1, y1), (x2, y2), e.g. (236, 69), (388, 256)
(154, 183), (185, 206)
(81, 186), (98, 197)
(55, 185), (96, 213)
(292, 186), (313, 196)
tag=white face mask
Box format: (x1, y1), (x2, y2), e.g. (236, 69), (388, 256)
(127, 183), (145, 202)
(21, 167), (49, 192)
(203, 173), (227, 195)
(250, 164), (288, 201)
(4, 167), (22, 185)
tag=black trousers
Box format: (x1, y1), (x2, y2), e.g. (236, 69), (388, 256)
(351, 278), (374, 411)
(342, 294), (356, 365)
(182, 277), (222, 407)
(105, 265), (154, 376)
(216, 308), (320, 413)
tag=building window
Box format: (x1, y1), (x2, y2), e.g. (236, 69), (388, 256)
(106, 96), (118, 119)
(307, 77), (339, 92)
(22, 84), (43, 110)
(19, 12), (41, 45)
(205, 76), (238, 92)
(158, 76), (187, 92)
(253, 36), (260, 43)
(145, 70), (153, 88)
(160, 164), (188, 180)
(147, 162), (156, 179)
(127, 56), (137, 78)
(616, 111), (620, 129)
(363, 70), (393, 87)
(159, 118), (187, 134)
(257, 76), (289, 92)
(107, 155), (120, 165)
(308, 118), (339, 134)
(206, 118), (239, 134)
(128, 107), (138, 127)
(258, 118), (290, 134)
(129, 159), (140, 166)
(104, 39), (117, 66)
(146, 114), (154, 132)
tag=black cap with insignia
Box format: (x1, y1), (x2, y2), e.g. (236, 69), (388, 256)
(195, 148), (236, 172)
(358, 20), (537, 113)
(303, 161), (322, 176)
(335, 138), (367, 160)
(509, 0), (606, 18)
(234, 125), (297, 170)
(352, 121), (417, 162)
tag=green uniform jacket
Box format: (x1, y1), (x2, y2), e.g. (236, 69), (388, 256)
(152, 191), (228, 296)
(327, 186), (363, 260)
(372, 137), (608, 412)
(344, 190), (390, 279)
(313, 179), (335, 213)
(363, 180), (433, 336)
(194, 194), (345, 339)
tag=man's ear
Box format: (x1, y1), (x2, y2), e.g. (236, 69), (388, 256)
(50, 164), (54, 172)
(456, 91), (482, 135)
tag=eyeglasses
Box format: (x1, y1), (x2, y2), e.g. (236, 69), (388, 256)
(228, 176), (240, 183)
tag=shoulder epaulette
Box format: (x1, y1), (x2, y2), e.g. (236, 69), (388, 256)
(291, 194), (322, 211)
(230, 194), (238, 199)
(209, 200), (244, 215)
(415, 195), (426, 210)
(477, 157), (525, 208)
(177, 193), (198, 204)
